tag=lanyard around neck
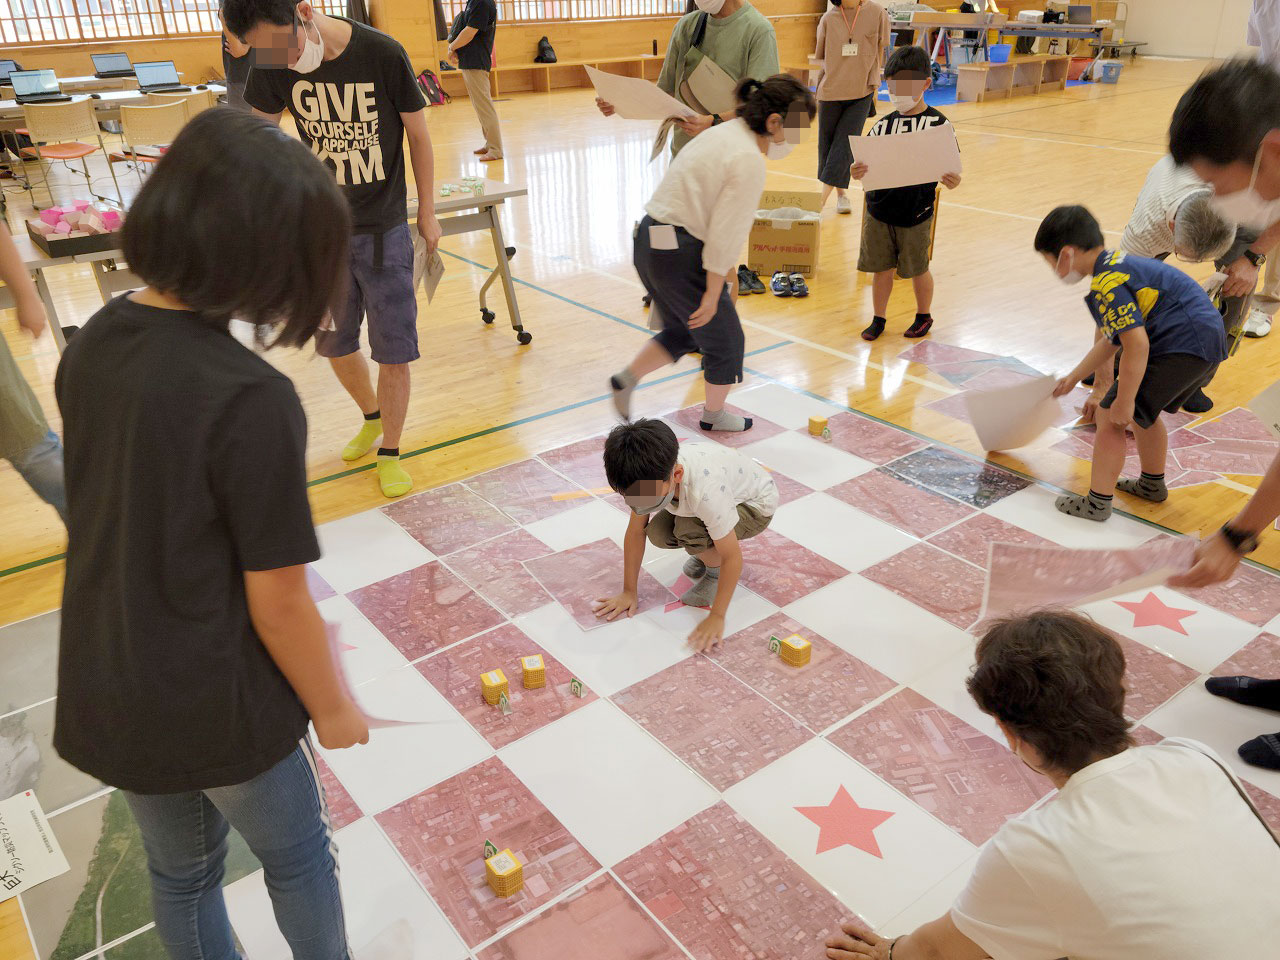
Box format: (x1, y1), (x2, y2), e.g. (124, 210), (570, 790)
(839, 0), (863, 38)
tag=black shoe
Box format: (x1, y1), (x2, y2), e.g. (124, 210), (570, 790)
(747, 268), (766, 295)
(737, 265), (753, 297)
(642, 294), (652, 308)
(1182, 387), (1214, 414)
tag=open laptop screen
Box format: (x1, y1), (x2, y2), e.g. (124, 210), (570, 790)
(91, 52), (132, 74)
(134, 60), (180, 88)
(10, 70), (59, 97)
(0, 60), (19, 81)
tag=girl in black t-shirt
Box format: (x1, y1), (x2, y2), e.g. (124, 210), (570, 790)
(55, 110), (364, 959)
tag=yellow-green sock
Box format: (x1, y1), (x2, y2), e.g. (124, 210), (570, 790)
(377, 453), (412, 498)
(342, 416), (382, 462)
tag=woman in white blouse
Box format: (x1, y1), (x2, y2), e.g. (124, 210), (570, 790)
(828, 609), (1280, 960)
(609, 74), (816, 434)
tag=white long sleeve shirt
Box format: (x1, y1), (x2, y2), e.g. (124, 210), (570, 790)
(645, 118), (767, 278)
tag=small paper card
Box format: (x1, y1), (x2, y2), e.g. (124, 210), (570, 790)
(0, 791), (70, 902)
(483, 840), (499, 860)
(1247, 378), (1280, 439)
(767, 635), (782, 654)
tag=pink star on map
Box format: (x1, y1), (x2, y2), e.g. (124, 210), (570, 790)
(795, 785), (894, 857)
(1115, 592), (1197, 635)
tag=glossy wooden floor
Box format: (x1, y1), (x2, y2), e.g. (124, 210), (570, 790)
(2, 53), (1274, 638)
(4, 52), (1279, 960)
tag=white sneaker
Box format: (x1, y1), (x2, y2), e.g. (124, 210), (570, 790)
(1244, 307), (1273, 338)
(836, 194), (852, 215)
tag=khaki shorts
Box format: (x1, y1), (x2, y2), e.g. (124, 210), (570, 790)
(858, 214), (933, 279)
(646, 503), (773, 556)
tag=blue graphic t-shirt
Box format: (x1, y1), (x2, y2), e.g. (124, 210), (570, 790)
(1084, 250), (1228, 363)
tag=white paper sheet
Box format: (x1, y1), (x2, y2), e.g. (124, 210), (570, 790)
(980, 538), (1197, 623)
(412, 234), (444, 304)
(326, 624), (456, 728)
(586, 65), (696, 120)
(963, 375), (1062, 451)
(0, 790), (70, 902)
(1247, 378), (1280, 439)
(850, 123), (962, 191)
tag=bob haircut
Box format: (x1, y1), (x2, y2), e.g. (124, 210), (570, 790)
(121, 108), (350, 348)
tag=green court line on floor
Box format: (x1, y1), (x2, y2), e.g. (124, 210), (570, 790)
(0, 341), (789, 583)
(741, 364), (1280, 578)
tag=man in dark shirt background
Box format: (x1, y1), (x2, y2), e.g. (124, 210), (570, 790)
(448, 0), (502, 162)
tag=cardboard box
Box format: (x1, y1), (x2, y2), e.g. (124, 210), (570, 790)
(747, 190), (822, 279)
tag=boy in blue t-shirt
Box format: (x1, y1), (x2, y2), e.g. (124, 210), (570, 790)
(1036, 205), (1228, 522)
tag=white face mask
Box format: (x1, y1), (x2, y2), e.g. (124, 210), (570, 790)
(890, 93), (919, 112)
(767, 139), (795, 160)
(1056, 249), (1086, 285)
(693, 0), (726, 12)
(292, 18), (325, 74)
(1210, 146), (1280, 230)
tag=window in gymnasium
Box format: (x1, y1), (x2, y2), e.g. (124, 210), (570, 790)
(0, 0), (345, 45)
(440, 0), (686, 25)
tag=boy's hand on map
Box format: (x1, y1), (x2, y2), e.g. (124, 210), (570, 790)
(593, 591), (637, 621)
(688, 613), (725, 652)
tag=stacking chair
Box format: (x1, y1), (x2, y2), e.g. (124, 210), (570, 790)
(19, 99), (122, 208)
(147, 89), (217, 115)
(108, 100), (188, 183)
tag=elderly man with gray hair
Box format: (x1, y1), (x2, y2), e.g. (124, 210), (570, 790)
(1119, 153), (1274, 412)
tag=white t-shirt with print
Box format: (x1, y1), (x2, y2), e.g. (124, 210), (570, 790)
(950, 738), (1280, 960)
(663, 441), (778, 541)
(1120, 155), (1211, 259)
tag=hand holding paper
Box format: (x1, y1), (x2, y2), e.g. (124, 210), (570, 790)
(586, 65), (696, 120)
(849, 124), (962, 191)
(964, 374), (1062, 451)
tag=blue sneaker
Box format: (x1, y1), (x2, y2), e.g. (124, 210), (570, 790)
(771, 272), (792, 297)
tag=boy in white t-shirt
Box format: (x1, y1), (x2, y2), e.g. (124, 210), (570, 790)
(594, 419), (778, 651)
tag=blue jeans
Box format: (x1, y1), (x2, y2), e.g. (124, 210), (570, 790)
(9, 428), (66, 523)
(124, 740), (351, 960)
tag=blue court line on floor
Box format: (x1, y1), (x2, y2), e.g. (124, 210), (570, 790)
(0, 341), (789, 583)
(740, 364), (1280, 578)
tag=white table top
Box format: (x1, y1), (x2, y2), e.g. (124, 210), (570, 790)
(0, 84), (224, 118)
(13, 179), (525, 268)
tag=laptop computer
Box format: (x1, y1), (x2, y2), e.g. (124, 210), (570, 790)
(91, 52), (134, 79)
(0, 60), (19, 82)
(10, 70), (71, 104)
(134, 60), (189, 93)
(1067, 4), (1092, 24)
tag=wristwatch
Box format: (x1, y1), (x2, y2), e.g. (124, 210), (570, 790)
(1244, 249), (1267, 268)
(1220, 522), (1261, 555)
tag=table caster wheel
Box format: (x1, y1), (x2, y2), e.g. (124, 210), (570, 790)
(517, 330), (532, 345)
(481, 308), (495, 324)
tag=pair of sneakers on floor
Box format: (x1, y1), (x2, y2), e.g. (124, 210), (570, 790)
(771, 273), (809, 298)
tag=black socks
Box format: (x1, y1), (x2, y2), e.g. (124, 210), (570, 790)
(378, 447), (399, 458)
(862, 317), (887, 342)
(905, 313), (934, 339)
(1206, 676), (1280, 711)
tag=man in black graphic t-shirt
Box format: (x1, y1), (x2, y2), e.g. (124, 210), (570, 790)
(227, 0), (440, 499)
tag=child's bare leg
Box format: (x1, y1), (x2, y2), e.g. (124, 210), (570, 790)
(906, 270), (934, 338)
(1056, 416), (1126, 521)
(1118, 416), (1170, 502)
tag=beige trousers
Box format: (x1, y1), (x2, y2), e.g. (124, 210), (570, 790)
(461, 69), (502, 158)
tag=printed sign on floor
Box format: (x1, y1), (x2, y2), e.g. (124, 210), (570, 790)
(0, 790), (70, 902)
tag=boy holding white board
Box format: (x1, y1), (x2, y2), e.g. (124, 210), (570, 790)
(850, 45), (961, 342)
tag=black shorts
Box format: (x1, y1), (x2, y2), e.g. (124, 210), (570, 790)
(632, 215), (744, 386)
(1100, 352), (1218, 429)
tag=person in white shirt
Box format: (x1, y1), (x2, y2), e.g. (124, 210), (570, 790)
(1122, 154), (1275, 346)
(609, 74), (816, 434)
(826, 609), (1280, 960)
(595, 419), (778, 651)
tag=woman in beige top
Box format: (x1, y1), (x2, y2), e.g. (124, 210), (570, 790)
(813, 0), (890, 212)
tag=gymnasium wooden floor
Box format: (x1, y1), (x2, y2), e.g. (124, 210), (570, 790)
(1, 54), (1278, 959)
(0, 54), (1272, 621)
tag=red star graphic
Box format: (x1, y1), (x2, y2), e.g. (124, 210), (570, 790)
(795, 786), (894, 857)
(1115, 591), (1197, 636)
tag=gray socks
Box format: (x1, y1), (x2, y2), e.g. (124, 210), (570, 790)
(1055, 489), (1113, 522)
(1117, 472), (1169, 503)
(610, 368), (637, 421)
(683, 555), (706, 579)
(700, 406), (752, 433)
(681, 565), (720, 606)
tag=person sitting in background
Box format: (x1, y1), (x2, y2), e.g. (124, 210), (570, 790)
(826, 609), (1280, 960)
